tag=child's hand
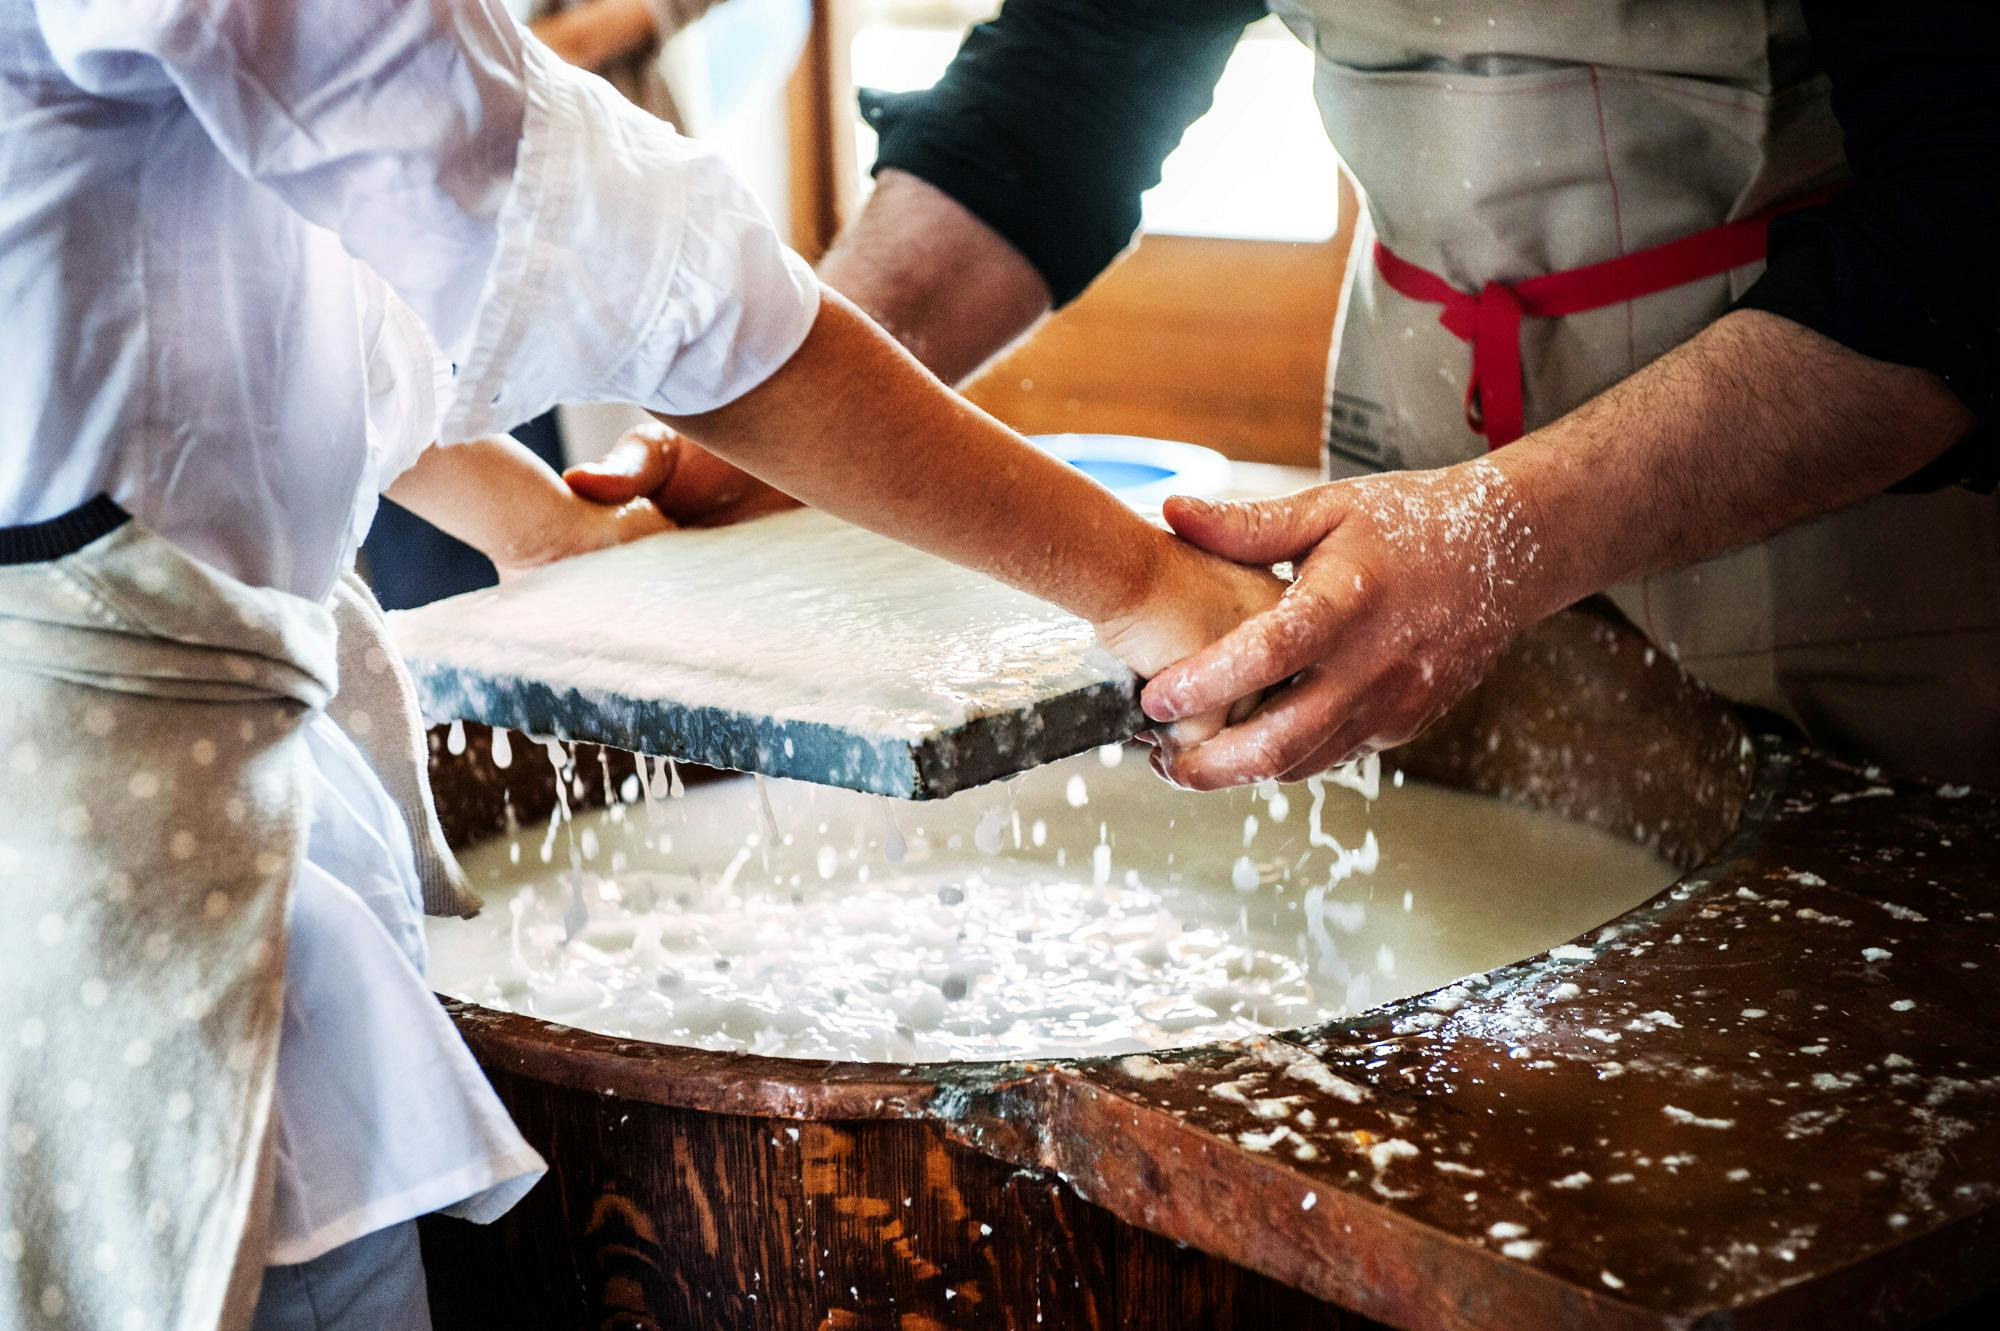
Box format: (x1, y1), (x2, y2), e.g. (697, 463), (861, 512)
(491, 493), (672, 581)
(1092, 526), (1287, 752)
(386, 434), (675, 583)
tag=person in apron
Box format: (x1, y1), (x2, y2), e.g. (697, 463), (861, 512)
(0, 3), (1279, 1328)
(595, 0), (1996, 789)
(1139, 0), (2000, 793)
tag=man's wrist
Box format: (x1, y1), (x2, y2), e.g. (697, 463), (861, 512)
(1486, 437), (1630, 624)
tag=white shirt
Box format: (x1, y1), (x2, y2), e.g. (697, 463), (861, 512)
(266, 714), (548, 1265)
(1, 0), (817, 599)
(0, 0), (818, 1264)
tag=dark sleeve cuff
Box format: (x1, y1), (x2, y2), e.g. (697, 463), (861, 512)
(1736, 204), (1997, 493)
(862, 0), (1261, 307)
(864, 86), (1130, 308)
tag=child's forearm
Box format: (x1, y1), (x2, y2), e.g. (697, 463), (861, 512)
(656, 288), (1176, 627)
(385, 434), (660, 577)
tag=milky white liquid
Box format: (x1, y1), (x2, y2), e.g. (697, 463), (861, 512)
(426, 747), (1678, 1063)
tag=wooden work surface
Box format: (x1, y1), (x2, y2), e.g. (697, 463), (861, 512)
(421, 610), (2000, 1330)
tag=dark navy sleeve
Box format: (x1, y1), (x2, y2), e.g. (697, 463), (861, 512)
(1735, 1), (1999, 490)
(863, 0), (1266, 307)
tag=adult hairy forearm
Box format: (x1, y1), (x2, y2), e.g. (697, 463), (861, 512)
(1141, 308), (1978, 788)
(1492, 308), (1976, 623)
(815, 170), (1053, 386)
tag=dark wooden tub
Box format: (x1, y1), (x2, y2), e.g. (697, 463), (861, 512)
(417, 604), (2000, 1331)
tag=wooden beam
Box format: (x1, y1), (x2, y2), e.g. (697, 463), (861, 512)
(784, 0), (859, 260)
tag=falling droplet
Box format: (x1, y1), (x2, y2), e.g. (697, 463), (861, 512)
(561, 871), (589, 942)
(879, 801), (906, 863)
(974, 806), (1006, 855)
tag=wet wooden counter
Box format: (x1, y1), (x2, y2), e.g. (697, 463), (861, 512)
(418, 607), (2000, 1330)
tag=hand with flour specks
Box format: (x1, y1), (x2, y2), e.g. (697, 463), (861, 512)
(1141, 460), (1544, 790)
(1144, 307), (1990, 790)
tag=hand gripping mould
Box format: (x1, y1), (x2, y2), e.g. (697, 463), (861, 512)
(389, 436), (1234, 800)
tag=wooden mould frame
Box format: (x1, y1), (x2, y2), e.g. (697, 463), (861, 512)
(403, 653), (1144, 803)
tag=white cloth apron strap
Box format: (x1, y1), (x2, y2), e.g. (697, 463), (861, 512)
(325, 574), (480, 920)
(1272, 0), (2000, 786)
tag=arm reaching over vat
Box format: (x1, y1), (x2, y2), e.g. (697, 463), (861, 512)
(384, 434), (673, 579)
(648, 286), (1283, 719)
(1143, 311), (1977, 789)
(565, 170), (1058, 524)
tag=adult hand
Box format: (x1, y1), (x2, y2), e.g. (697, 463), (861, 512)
(565, 421), (802, 527)
(1140, 459), (1547, 789)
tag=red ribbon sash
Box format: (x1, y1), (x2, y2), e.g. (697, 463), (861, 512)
(1372, 190), (1836, 448)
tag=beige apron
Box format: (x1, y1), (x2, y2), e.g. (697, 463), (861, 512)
(0, 505), (474, 1331)
(1269, 0), (2000, 787)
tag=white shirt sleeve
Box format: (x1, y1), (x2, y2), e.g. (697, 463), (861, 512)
(34, 0), (819, 440)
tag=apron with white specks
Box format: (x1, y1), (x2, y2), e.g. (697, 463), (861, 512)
(0, 502), (476, 1331)
(1271, 0), (2000, 785)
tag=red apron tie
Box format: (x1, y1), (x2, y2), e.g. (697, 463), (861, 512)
(1372, 189), (1837, 448)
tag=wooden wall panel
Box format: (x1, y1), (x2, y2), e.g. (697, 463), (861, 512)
(964, 216), (1354, 469)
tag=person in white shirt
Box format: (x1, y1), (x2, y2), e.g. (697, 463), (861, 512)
(0, 2), (1277, 1329)
(362, 0), (739, 610)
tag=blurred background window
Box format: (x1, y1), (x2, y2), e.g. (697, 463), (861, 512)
(848, 2), (1341, 242)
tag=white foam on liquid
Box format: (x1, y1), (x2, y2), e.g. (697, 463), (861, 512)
(427, 747), (1677, 1063)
